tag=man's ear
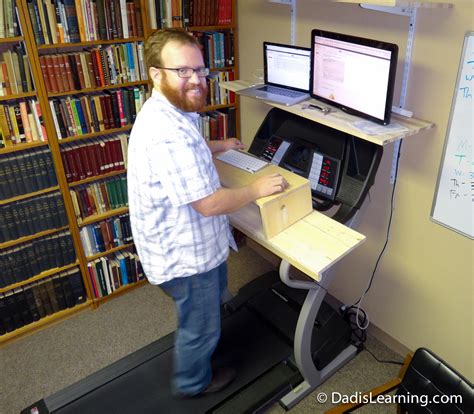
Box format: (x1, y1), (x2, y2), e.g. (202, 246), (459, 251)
(149, 67), (162, 85)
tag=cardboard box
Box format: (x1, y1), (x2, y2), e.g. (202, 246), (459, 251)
(215, 156), (313, 239)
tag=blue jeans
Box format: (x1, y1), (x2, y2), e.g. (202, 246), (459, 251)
(160, 261), (228, 396)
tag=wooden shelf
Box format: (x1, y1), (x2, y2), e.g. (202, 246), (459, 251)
(0, 226), (69, 250)
(58, 126), (133, 144)
(68, 169), (127, 188)
(79, 206), (129, 227)
(0, 300), (92, 344)
(329, 0), (453, 7)
(221, 80), (433, 146)
(0, 261), (79, 294)
(0, 186), (60, 206)
(0, 140), (48, 154)
(0, 91), (37, 102)
(209, 66), (236, 72)
(0, 36), (24, 44)
(85, 243), (134, 261)
(47, 81), (149, 98)
(92, 279), (147, 305)
(37, 37), (146, 50)
(202, 103), (235, 112)
(189, 24), (236, 31)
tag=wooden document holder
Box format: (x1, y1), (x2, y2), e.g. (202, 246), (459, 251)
(214, 157), (313, 239)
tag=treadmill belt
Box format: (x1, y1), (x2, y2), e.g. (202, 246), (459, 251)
(47, 307), (292, 414)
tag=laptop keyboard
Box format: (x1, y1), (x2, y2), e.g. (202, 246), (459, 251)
(258, 85), (304, 98)
(216, 150), (268, 174)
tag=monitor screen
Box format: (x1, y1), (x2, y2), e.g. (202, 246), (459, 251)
(264, 42), (311, 91)
(310, 29), (398, 125)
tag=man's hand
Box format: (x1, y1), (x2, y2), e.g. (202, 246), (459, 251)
(222, 138), (245, 151)
(208, 138), (245, 153)
(250, 173), (289, 198)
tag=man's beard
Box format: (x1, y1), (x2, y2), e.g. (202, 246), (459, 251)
(160, 73), (208, 112)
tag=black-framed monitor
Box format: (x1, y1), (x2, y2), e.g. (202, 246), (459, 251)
(310, 29), (398, 125)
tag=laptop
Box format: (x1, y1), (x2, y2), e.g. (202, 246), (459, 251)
(238, 42), (311, 106)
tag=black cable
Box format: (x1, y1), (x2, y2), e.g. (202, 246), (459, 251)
(352, 139), (404, 307)
(365, 347), (404, 366)
(344, 305), (367, 345)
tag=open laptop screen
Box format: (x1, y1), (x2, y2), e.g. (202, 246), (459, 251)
(264, 42), (311, 92)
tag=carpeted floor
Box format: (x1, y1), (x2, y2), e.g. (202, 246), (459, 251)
(0, 245), (402, 413)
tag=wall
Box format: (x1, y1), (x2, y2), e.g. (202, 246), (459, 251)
(237, 0), (473, 381)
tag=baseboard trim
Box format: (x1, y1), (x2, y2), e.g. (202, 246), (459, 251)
(366, 323), (411, 358)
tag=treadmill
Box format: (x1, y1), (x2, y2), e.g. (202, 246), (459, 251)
(23, 108), (383, 414)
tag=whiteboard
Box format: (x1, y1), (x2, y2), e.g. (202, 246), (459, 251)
(431, 31), (473, 239)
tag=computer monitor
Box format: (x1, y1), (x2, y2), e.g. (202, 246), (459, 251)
(310, 29), (398, 125)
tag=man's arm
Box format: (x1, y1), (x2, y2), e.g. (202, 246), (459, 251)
(192, 173), (288, 217)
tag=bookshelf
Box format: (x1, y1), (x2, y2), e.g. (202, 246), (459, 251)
(0, 0), (91, 342)
(0, 0), (240, 343)
(0, 0), (150, 343)
(22, 0), (150, 306)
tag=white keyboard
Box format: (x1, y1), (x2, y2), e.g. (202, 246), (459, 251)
(216, 149), (269, 174)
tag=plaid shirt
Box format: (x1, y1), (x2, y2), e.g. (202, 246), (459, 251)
(127, 90), (233, 284)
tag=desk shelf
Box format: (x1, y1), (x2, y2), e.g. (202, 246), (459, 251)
(271, 0), (453, 8)
(220, 80), (433, 146)
(330, 0), (453, 7)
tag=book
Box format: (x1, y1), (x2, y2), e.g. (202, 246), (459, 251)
(52, 275), (67, 310)
(44, 277), (59, 313)
(59, 270), (76, 308)
(22, 285), (41, 322)
(30, 282), (46, 318)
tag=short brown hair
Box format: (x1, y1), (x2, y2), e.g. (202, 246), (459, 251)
(145, 28), (201, 71)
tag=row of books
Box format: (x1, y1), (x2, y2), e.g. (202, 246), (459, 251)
(0, 147), (58, 201)
(148, 0), (233, 29)
(207, 70), (235, 106)
(0, 99), (48, 147)
(87, 248), (144, 298)
(198, 107), (236, 141)
(39, 42), (147, 94)
(26, 0), (144, 45)
(70, 174), (128, 223)
(80, 213), (132, 256)
(50, 86), (146, 139)
(0, 268), (86, 335)
(194, 30), (234, 69)
(1, 45), (35, 96)
(61, 134), (128, 183)
(0, 192), (68, 244)
(0, 231), (76, 288)
(0, 0), (20, 39)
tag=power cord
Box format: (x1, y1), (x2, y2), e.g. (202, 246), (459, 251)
(342, 139), (404, 343)
(341, 304), (368, 347)
(365, 346), (404, 366)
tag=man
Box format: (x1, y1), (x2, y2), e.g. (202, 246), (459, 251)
(127, 28), (288, 398)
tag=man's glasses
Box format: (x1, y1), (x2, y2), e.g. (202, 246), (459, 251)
(155, 67), (210, 78)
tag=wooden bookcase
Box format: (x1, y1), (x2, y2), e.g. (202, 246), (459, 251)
(0, 0), (240, 344)
(0, 0), (92, 343)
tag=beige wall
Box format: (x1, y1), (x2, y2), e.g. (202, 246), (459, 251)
(237, 0), (473, 381)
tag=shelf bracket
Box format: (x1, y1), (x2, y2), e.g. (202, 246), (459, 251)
(269, 0), (297, 45)
(360, 4), (418, 184)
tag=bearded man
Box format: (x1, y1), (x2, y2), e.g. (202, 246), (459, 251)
(127, 28), (288, 398)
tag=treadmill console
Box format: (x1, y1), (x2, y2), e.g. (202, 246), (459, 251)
(261, 136), (340, 201)
(248, 108), (383, 223)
